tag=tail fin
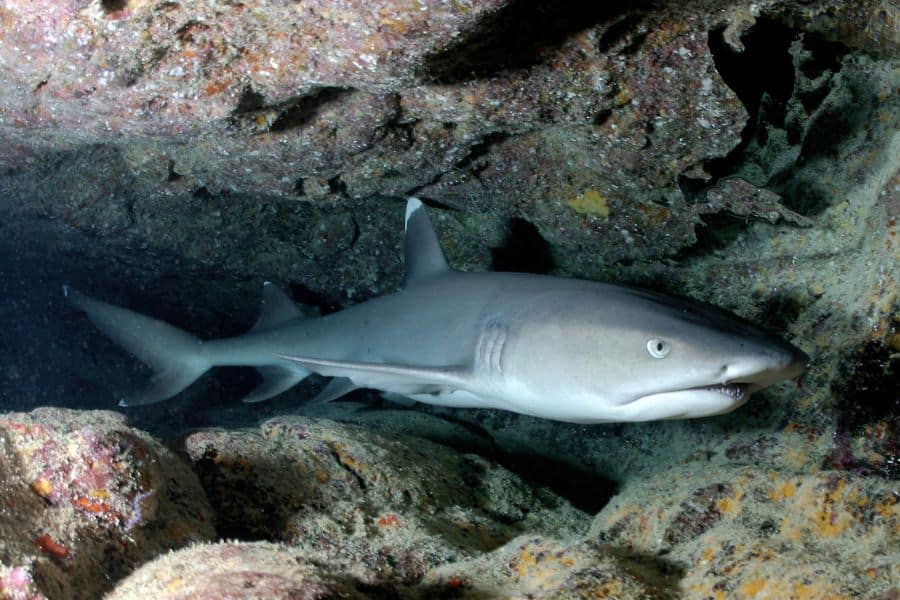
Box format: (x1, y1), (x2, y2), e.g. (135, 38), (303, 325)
(64, 286), (211, 406)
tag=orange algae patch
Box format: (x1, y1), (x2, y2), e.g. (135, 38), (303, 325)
(512, 545), (557, 580)
(330, 442), (364, 474)
(716, 490), (744, 514)
(30, 478), (52, 498)
(559, 556), (577, 567)
(510, 543), (578, 587)
(793, 581), (845, 600)
(377, 514), (401, 527)
(205, 79), (231, 96)
(739, 579), (766, 597)
(596, 579), (624, 598)
(874, 496), (897, 519)
(76, 496), (113, 514)
(514, 547), (538, 577)
(846, 486), (868, 508)
(738, 576), (847, 600)
(35, 534), (69, 560)
(446, 576), (466, 590)
(813, 480), (853, 538)
(768, 481), (797, 501)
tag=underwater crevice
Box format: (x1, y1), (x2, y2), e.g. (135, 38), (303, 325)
(232, 85), (267, 115)
(828, 328), (899, 480)
(327, 174), (349, 197)
(596, 13), (645, 53)
(674, 213), (752, 262)
(491, 218), (555, 274)
(454, 132), (509, 171)
(229, 86), (351, 133)
(288, 282), (342, 316)
(369, 94), (418, 152)
(689, 18), (798, 197)
(423, 0), (648, 83)
(676, 17), (858, 261)
(99, 0), (127, 13)
(427, 412), (616, 514)
(269, 87), (349, 132)
(707, 19), (798, 124)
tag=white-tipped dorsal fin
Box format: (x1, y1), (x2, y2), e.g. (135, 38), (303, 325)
(250, 281), (310, 334)
(403, 197), (450, 287)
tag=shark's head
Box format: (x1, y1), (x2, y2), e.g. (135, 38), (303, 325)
(506, 285), (809, 423)
(605, 288), (809, 421)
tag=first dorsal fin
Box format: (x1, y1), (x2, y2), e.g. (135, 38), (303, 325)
(403, 198), (450, 287)
(250, 282), (311, 334)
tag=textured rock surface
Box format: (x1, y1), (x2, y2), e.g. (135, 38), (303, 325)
(0, 0), (753, 277)
(0, 408), (215, 600)
(422, 536), (679, 599)
(592, 464), (898, 599)
(106, 541), (372, 600)
(180, 415), (589, 585)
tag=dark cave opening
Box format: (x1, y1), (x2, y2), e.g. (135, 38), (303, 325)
(425, 0), (649, 83)
(491, 218), (555, 274)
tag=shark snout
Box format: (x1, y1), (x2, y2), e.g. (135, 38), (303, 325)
(780, 346), (810, 380)
(723, 344), (809, 387)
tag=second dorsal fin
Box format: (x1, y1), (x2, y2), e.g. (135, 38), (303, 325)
(250, 282), (311, 334)
(403, 198), (450, 288)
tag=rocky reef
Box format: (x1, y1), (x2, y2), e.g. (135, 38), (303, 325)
(0, 0), (896, 598)
(0, 408), (215, 599)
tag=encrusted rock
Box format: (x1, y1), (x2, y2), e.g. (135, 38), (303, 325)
(107, 541), (371, 600)
(181, 415), (589, 585)
(0, 408), (215, 599)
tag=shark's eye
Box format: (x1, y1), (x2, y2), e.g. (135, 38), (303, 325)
(646, 339), (671, 358)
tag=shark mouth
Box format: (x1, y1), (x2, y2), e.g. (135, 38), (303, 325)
(693, 383), (749, 401)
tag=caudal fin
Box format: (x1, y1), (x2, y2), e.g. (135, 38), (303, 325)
(64, 286), (210, 406)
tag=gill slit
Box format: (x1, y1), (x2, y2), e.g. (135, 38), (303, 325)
(475, 318), (507, 380)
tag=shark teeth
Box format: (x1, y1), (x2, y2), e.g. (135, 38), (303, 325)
(700, 384), (747, 400)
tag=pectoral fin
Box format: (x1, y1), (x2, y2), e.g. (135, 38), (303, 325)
(242, 365), (308, 403)
(275, 354), (470, 395)
(308, 377), (359, 405)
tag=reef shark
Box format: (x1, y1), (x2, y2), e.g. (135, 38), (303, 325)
(65, 198), (808, 423)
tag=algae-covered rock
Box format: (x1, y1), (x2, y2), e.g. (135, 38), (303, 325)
(591, 464), (899, 599)
(106, 541), (371, 600)
(181, 416), (589, 586)
(421, 536), (679, 599)
(0, 408), (215, 600)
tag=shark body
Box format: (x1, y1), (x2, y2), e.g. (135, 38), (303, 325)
(66, 198), (807, 423)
